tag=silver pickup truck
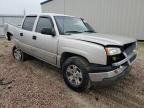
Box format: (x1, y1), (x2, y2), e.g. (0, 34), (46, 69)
(5, 13), (137, 92)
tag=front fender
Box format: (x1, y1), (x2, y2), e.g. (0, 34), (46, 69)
(58, 37), (107, 67)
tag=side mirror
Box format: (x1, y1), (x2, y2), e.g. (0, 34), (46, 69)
(41, 28), (55, 36)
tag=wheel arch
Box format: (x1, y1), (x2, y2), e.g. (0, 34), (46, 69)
(60, 52), (89, 68)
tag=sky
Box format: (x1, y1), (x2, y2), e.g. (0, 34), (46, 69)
(0, 0), (44, 15)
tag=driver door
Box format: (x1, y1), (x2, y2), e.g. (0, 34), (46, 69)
(32, 16), (58, 66)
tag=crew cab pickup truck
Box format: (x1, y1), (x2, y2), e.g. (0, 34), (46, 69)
(5, 13), (137, 92)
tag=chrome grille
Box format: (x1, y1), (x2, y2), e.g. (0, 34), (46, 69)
(124, 42), (136, 56)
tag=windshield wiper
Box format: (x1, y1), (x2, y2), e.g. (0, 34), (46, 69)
(65, 31), (83, 34)
(83, 30), (96, 33)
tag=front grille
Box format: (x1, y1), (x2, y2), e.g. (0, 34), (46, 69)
(129, 54), (137, 63)
(123, 42), (136, 56)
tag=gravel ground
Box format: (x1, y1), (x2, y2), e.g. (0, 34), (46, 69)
(0, 38), (144, 108)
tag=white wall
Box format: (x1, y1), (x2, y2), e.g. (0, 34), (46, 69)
(41, 0), (144, 40)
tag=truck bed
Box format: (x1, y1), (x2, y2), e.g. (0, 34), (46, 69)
(4, 23), (21, 40)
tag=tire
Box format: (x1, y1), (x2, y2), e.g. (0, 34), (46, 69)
(12, 46), (26, 62)
(62, 56), (91, 92)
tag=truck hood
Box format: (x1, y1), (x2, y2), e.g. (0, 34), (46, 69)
(66, 33), (136, 46)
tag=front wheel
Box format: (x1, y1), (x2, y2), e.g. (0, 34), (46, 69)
(62, 56), (91, 92)
(12, 46), (25, 61)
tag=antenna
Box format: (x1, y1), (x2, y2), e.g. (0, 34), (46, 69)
(63, 0), (66, 34)
(64, 0), (65, 15)
(23, 9), (26, 16)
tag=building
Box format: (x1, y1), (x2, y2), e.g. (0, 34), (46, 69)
(41, 0), (144, 40)
(0, 15), (24, 37)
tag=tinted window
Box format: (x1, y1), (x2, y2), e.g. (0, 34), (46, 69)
(36, 17), (53, 33)
(22, 16), (36, 31)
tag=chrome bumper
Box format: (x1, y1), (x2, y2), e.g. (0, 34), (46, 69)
(88, 65), (129, 82)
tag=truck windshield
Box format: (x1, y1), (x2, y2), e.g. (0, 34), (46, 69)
(54, 16), (96, 35)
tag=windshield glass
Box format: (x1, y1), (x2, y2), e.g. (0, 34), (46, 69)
(54, 16), (95, 35)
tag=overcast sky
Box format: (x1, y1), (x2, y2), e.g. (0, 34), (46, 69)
(0, 0), (44, 15)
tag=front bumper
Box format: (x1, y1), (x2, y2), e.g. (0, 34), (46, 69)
(88, 65), (130, 83)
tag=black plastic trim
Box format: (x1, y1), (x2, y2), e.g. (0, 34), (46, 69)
(89, 64), (119, 73)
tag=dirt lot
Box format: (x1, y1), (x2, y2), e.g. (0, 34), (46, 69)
(0, 38), (144, 108)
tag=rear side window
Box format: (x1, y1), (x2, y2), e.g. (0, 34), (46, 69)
(36, 17), (53, 33)
(22, 16), (37, 31)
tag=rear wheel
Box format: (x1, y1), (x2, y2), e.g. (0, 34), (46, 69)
(62, 56), (91, 92)
(12, 46), (26, 61)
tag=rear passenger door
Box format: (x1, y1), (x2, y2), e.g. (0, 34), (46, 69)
(20, 16), (37, 54)
(33, 16), (58, 65)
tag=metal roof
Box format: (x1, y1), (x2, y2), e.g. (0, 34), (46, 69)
(40, 0), (53, 5)
(25, 13), (74, 17)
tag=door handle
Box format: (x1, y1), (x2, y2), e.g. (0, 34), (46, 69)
(20, 33), (23, 36)
(32, 36), (37, 40)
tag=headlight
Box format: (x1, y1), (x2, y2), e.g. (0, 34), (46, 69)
(105, 47), (121, 55)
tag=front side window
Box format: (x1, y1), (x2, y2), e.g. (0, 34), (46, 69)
(54, 16), (95, 35)
(36, 17), (53, 33)
(22, 16), (37, 31)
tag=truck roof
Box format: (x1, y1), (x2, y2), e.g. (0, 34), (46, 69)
(25, 13), (75, 17)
